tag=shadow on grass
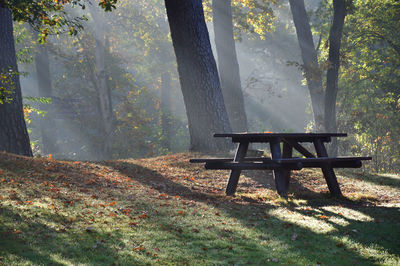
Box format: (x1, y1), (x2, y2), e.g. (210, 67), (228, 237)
(102, 160), (400, 264)
(1, 152), (398, 264)
(338, 169), (400, 189)
(0, 205), (142, 265)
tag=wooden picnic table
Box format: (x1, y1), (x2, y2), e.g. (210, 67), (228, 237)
(190, 132), (371, 197)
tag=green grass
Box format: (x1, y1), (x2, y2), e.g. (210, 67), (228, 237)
(0, 153), (399, 265)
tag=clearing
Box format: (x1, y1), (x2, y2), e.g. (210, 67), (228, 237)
(0, 152), (399, 265)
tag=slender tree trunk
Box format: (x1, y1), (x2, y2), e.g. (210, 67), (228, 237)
(164, 0), (232, 152)
(0, 7), (32, 156)
(161, 72), (172, 151)
(91, 7), (114, 159)
(325, 0), (347, 156)
(289, 0), (325, 132)
(212, 0), (248, 132)
(35, 43), (58, 155)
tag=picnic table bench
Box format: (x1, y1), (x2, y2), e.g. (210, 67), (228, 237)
(190, 133), (371, 197)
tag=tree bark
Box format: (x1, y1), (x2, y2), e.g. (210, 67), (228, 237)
(91, 7), (115, 159)
(0, 7), (32, 156)
(164, 0), (232, 152)
(35, 43), (58, 155)
(212, 0), (248, 132)
(161, 72), (172, 151)
(325, 0), (347, 156)
(289, 0), (325, 132)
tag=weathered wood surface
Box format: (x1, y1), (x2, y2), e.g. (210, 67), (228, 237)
(282, 142), (293, 194)
(270, 138), (288, 197)
(282, 139), (315, 158)
(225, 142), (248, 196)
(191, 156), (371, 165)
(190, 132), (371, 197)
(204, 161), (303, 170)
(314, 138), (342, 196)
(214, 132), (347, 143)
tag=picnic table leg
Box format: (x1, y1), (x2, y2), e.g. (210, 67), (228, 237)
(282, 141), (293, 191)
(225, 141), (249, 196)
(313, 139), (342, 196)
(270, 139), (288, 197)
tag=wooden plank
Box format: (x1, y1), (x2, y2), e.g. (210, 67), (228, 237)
(205, 162), (303, 170)
(190, 158), (233, 163)
(308, 160), (362, 168)
(214, 133), (347, 143)
(269, 138), (288, 197)
(313, 139), (342, 196)
(282, 141), (293, 191)
(190, 157), (272, 163)
(282, 139), (315, 158)
(189, 157), (372, 163)
(214, 133), (348, 138)
(225, 142), (249, 196)
(191, 156), (371, 165)
(276, 157), (372, 163)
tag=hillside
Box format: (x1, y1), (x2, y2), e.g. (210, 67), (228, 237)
(0, 152), (399, 265)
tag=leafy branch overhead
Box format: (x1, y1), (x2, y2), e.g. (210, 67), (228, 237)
(3, 0), (118, 42)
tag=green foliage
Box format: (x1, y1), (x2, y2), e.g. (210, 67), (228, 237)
(336, 0), (400, 172)
(306, 0), (399, 172)
(13, 23), (36, 64)
(28, 0), (187, 160)
(0, 69), (18, 104)
(24, 96), (52, 104)
(4, 0), (117, 43)
(202, 0), (277, 40)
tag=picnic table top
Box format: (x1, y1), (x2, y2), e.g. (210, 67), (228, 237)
(214, 132), (347, 142)
(214, 132), (348, 138)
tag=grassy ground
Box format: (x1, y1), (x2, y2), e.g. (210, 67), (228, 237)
(0, 152), (399, 265)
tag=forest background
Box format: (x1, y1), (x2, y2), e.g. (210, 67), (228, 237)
(3, 0), (400, 172)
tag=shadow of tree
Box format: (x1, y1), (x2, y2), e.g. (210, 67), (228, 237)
(102, 160), (399, 264)
(1, 152), (398, 265)
(338, 169), (400, 189)
(0, 205), (142, 265)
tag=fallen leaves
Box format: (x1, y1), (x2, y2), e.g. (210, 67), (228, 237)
(158, 193), (168, 199)
(284, 223), (292, 229)
(0, 151), (398, 265)
(138, 213), (148, 219)
(133, 245), (145, 251)
(336, 242), (344, 247)
(121, 208), (131, 215)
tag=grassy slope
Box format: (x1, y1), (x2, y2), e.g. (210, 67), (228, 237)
(0, 152), (399, 265)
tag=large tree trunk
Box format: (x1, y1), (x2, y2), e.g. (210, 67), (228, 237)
(212, 0), (248, 133)
(161, 72), (172, 151)
(164, 0), (232, 152)
(0, 7), (32, 156)
(35, 43), (58, 155)
(289, 0), (325, 132)
(325, 0), (347, 156)
(91, 7), (115, 159)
